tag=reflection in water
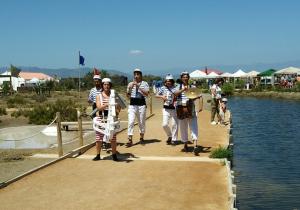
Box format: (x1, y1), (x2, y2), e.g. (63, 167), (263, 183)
(230, 97), (300, 210)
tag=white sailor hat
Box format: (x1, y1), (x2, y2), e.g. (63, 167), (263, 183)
(133, 68), (142, 73)
(165, 74), (174, 80)
(180, 71), (189, 77)
(102, 78), (111, 83)
(222, 98), (228, 102)
(93, 75), (101, 80)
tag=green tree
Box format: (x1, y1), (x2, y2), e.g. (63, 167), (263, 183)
(45, 80), (56, 96)
(10, 65), (21, 77)
(1, 82), (10, 95)
(59, 78), (77, 90)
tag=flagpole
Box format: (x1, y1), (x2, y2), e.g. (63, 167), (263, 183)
(78, 51), (81, 99)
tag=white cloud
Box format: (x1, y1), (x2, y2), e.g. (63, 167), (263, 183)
(129, 50), (143, 55)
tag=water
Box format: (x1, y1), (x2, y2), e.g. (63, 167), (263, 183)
(230, 97), (300, 210)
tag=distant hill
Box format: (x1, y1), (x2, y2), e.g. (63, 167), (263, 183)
(0, 66), (130, 79)
(1, 59), (300, 79)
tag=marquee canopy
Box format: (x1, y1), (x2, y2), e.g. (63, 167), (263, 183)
(232, 69), (247, 77)
(257, 69), (277, 77)
(275, 67), (300, 75)
(189, 69), (207, 79)
(245, 70), (260, 77)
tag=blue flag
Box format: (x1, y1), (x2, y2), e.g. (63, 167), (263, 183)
(79, 55), (85, 66)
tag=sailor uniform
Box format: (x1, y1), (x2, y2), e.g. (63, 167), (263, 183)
(95, 92), (116, 142)
(157, 86), (178, 141)
(176, 84), (199, 143)
(88, 87), (102, 118)
(127, 81), (149, 136)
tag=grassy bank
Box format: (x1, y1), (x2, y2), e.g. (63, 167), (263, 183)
(234, 90), (300, 100)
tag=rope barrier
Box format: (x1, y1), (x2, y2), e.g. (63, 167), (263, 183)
(0, 116), (58, 142)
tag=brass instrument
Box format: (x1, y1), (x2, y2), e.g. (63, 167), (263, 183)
(184, 88), (201, 99)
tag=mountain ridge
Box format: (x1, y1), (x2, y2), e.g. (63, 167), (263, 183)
(1, 59), (300, 78)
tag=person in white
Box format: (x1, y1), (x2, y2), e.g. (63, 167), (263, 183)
(155, 74), (178, 145)
(93, 78), (120, 161)
(210, 79), (222, 125)
(126, 68), (149, 147)
(219, 97), (227, 125)
(88, 74), (102, 118)
(175, 71), (203, 155)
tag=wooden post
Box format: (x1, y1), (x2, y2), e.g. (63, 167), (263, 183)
(56, 112), (63, 157)
(77, 110), (84, 151)
(149, 95), (153, 115)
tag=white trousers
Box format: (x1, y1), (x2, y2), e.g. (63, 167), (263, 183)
(162, 108), (178, 141)
(179, 113), (198, 143)
(219, 110), (225, 123)
(128, 105), (147, 136)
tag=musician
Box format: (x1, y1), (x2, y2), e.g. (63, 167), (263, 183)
(126, 68), (149, 147)
(175, 71), (203, 155)
(88, 74), (102, 118)
(155, 74), (178, 145)
(93, 78), (120, 161)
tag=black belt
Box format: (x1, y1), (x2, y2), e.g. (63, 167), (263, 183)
(163, 105), (175, 109)
(130, 98), (146, 106)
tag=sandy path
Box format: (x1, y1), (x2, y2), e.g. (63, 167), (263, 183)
(0, 94), (231, 210)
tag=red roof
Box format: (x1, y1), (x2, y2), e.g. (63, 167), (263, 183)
(201, 69), (223, 75)
(19, 72), (53, 80)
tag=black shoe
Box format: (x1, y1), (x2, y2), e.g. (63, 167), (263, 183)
(93, 154), (101, 161)
(112, 154), (118, 161)
(166, 137), (172, 145)
(181, 143), (188, 152)
(126, 139), (133, 147)
(193, 146), (199, 156)
(140, 138), (145, 145)
(171, 141), (176, 146)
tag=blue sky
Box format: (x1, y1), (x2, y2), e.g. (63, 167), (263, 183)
(1, 0), (300, 73)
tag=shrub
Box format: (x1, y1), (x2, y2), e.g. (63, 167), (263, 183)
(0, 107), (7, 115)
(235, 79), (245, 89)
(296, 81), (300, 92)
(7, 94), (27, 108)
(209, 146), (233, 161)
(11, 110), (22, 118)
(31, 94), (47, 103)
(28, 99), (77, 124)
(222, 83), (234, 96)
(252, 85), (263, 92)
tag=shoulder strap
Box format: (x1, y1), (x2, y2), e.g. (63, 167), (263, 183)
(166, 86), (175, 96)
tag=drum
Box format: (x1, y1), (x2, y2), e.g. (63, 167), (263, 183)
(176, 99), (194, 120)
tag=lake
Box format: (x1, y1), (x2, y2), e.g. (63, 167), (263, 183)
(230, 97), (300, 210)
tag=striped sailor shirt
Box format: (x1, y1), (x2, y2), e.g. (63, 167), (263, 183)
(175, 84), (196, 106)
(127, 81), (149, 106)
(156, 86), (177, 107)
(88, 87), (102, 103)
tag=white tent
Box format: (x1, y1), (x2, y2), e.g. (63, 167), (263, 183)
(232, 69), (247, 77)
(221, 72), (233, 77)
(190, 70), (207, 79)
(206, 72), (220, 78)
(275, 67), (300, 75)
(245, 70), (260, 77)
